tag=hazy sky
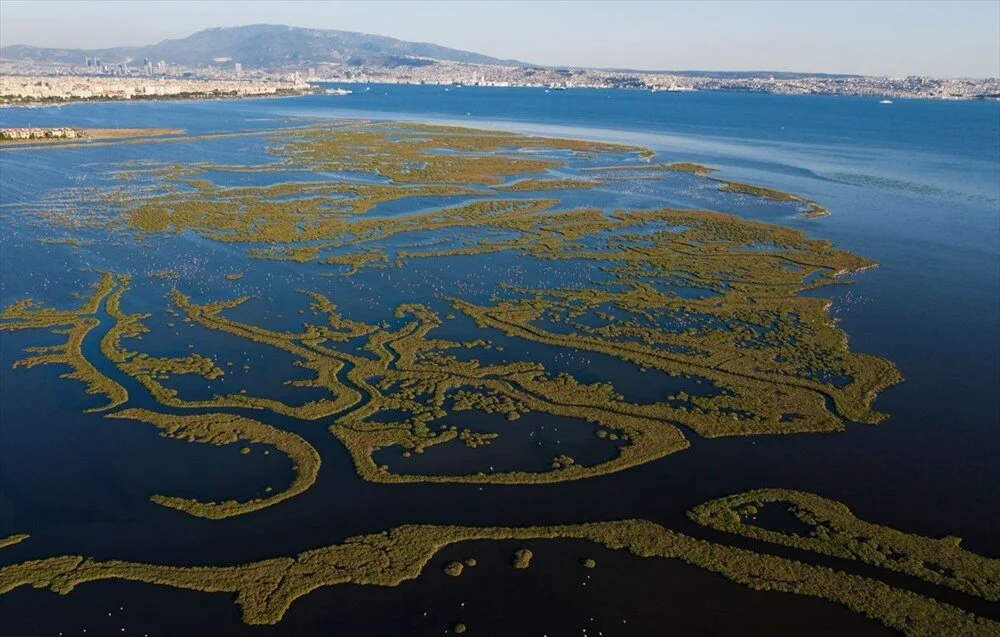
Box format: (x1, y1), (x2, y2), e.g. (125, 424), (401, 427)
(1, 1), (998, 77)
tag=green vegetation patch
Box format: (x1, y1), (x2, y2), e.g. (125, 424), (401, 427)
(1, 491), (997, 635)
(107, 409), (321, 520)
(689, 488), (1000, 603)
(512, 549), (533, 569)
(0, 535), (29, 550)
(0, 272), (128, 412)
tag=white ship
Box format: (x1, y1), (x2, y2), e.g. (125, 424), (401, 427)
(325, 88), (353, 96)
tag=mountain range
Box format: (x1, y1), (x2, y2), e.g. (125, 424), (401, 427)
(1, 24), (867, 80)
(0, 24), (528, 68)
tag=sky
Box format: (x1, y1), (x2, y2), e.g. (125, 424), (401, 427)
(1, 0), (998, 78)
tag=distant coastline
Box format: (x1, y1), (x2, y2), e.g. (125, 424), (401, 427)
(0, 74), (311, 107)
(1, 73), (996, 107)
(0, 87), (310, 108)
(316, 75), (1000, 101)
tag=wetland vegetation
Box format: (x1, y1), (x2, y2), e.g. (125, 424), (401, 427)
(3, 123), (900, 494)
(1, 490), (997, 635)
(689, 488), (1000, 603)
(0, 120), (931, 633)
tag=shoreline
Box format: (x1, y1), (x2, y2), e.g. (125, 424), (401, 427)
(3, 83), (999, 109)
(0, 127), (186, 146)
(0, 87), (312, 109)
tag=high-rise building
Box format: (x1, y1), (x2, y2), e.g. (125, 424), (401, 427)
(307, 67), (316, 79)
(234, 62), (243, 78)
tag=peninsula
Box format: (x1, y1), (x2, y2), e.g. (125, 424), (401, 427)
(0, 127), (183, 144)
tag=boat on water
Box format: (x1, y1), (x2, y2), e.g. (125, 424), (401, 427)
(325, 88), (353, 96)
(879, 99), (893, 104)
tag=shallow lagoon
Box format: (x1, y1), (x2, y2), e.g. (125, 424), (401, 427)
(1, 88), (998, 636)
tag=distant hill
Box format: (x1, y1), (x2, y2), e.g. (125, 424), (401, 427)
(0, 24), (528, 68)
(0, 24), (866, 79)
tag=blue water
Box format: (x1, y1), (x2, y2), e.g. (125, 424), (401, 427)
(1, 87), (998, 636)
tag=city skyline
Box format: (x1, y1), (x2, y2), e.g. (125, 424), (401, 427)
(1, 0), (998, 78)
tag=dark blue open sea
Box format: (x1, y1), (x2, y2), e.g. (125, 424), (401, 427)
(1, 86), (997, 636)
